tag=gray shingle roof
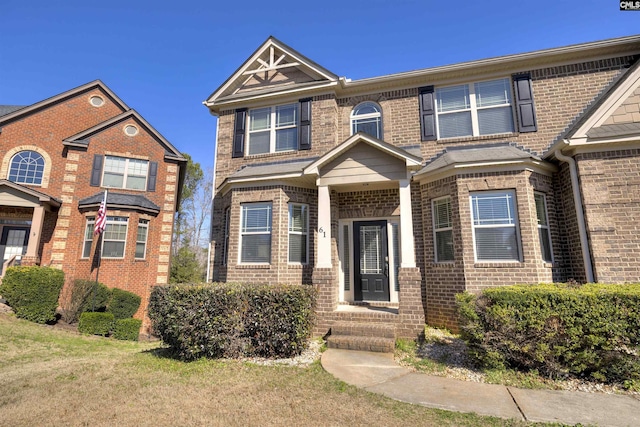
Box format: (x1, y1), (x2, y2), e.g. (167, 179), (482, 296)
(78, 192), (160, 213)
(417, 144), (539, 175)
(0, 105), (26, 117)
(586, 122), (640, 139)
(228, 158), (317, 179)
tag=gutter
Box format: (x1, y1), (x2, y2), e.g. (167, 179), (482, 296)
(555, 142), (595, 283)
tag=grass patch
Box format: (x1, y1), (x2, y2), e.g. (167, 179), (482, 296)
(0, 314), (556, 426)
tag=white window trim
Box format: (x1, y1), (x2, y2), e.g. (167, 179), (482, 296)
(81, 217), (95, 259)
(135, 219), (149, 260)
(432, 196), (454, 263)
(288, 203), (309, 265)
(9, 151), (45, 186)
(535, 192), (554, 263)
(469, 190), (522, 263)
(436, 78), (514, 139)
(238, 202), (272, 264)
(247, 103), (298, 155)
(222, 207), (231, 266)
(350, 101), (383, 139)
(102, 156), (149, 190)
(101, 216), (129, 259)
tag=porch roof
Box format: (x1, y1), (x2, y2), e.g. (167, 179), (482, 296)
(0, 180), (62, 208)
(78, 192), (160, 214)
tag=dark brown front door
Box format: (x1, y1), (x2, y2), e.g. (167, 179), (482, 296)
(353, 221), (389, 301)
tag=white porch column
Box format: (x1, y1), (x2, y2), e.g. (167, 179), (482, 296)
(316, 185), (332, 268)
(399, 179), (416, 268)
(26, 205), (45, 258)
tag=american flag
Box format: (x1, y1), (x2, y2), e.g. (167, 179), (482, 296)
(94, 190), (107, 235)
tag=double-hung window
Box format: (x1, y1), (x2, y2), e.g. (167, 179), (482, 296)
(222, 207), (231, 265)
(240, 202), (272, 263)
(534, 193), (553, 262)
(103, 156), (149, 190)
(288, 203), (308, 264)
(135, 219), (149, 259)
(82, 217), (95, 258)
(470, 191), (520, 261)
(248, 104), (298, 155)
(436, 78), (514, 139)
(433, 197), (454, 262)
(102, 216), (128, 258)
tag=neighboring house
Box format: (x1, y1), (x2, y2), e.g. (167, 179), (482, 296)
(0, 81), (186, 332)
(204, 35), (640, 339)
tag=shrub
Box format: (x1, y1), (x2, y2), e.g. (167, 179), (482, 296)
(78, 312), (114, 336)
(108, 288), (141, 320)
(113, 318), (142, 341)
(0, 266), (64, 323)
(148, 283), (317, 361)
(457, 283), (640, 384)
(59, 279), (111, 323)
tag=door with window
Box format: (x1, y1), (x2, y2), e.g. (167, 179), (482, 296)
(353, 221), (389, 301)
(0, 227), (29, 274)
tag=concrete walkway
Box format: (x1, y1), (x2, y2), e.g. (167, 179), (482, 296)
(321, 349), (640, 427)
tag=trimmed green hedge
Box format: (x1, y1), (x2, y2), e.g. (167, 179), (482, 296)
(113, 318), (142, 341)
(108, 288), (141, 320)
(148, 283), (317, 361)
(59, 279), (111, 323)
(78, 312), (114, 336)
(0, 266), (64, 323)
(457, 283), (640, 384)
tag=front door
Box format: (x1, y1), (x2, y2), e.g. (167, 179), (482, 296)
(0, 227), (29, 274)
(354, 221), (389, 301)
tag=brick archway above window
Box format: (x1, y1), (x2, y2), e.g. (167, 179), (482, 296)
(1, 145), (52, 188)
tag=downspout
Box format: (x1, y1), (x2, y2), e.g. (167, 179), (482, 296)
(206, 117), (220, 283)
(555, 143), (595, 283)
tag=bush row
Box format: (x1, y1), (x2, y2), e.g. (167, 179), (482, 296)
(456, 283), (640, 384)
(78, 312), (142, 340)
(148, 283), (317, 361)
(60, 279), (141, 323)
(0, 266), (64, 323)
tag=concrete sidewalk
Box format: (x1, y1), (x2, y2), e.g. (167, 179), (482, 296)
(321, 349), (640, 427)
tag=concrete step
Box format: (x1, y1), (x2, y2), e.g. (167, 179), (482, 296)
(326, 335), (396, 353)
(331, 321), (395, 338)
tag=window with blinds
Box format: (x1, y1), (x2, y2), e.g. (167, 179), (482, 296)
(470, 191), (520, 261)
(240, 202), (272, 263)
(433, 197), (454, 262)
(436, 78), (514, 139)
(535, 193), (553, 262)
(288, 203), (308, 264)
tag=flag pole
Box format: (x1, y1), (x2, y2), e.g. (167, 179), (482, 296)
(92, 190), (108, 311)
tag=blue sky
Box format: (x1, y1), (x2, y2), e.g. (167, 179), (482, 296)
(2, 1), (638, 171)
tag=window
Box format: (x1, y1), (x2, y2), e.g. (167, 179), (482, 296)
(82, 217), (95, 258)
(135, 219), (149, 259)
(8, 151), (45, 185)
(288, 204), (308, 264)
(351, 102), (382, 139)
(470, 191), (520, 261)
(240, 203), (272, 263)
(436, 78), (514, 139)
(247, 104), (298, 155)
(102, 216), (128, 258)
(222, 207), (230, 265)
(535, 193), (553, 262)
(433, 197), (454, 262)
(103, 156), (148, 190)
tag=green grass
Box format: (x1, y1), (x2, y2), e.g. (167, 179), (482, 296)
(0, 314), (561, 426)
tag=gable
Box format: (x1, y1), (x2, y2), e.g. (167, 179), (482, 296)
(204, 37), (338, 107)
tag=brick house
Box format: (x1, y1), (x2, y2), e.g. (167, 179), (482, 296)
(204, 35), (640, 341)
(0, 81), (186, 331)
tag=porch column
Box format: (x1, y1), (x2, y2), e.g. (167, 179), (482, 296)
(399, 179), (416, 268)
(26, 205), (45, 258)
(316, 185), (332, 268)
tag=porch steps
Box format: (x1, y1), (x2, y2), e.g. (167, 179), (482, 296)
(326, 322), (396, 353)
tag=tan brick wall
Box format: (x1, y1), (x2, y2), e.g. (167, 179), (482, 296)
(576, 149), (640, 283)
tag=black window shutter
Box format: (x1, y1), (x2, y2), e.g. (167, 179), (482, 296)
(513, 74), (537, 133)
(90, 154), (103, 186)
(299, 98), (312, 150)
(147, 161), (158, 192)
(418, 86), (436, 141)
(233, 108), (247, 158)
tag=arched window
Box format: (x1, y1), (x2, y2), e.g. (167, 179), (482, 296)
(351, 102), (382, 139)
(8, 151), (45, 185)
